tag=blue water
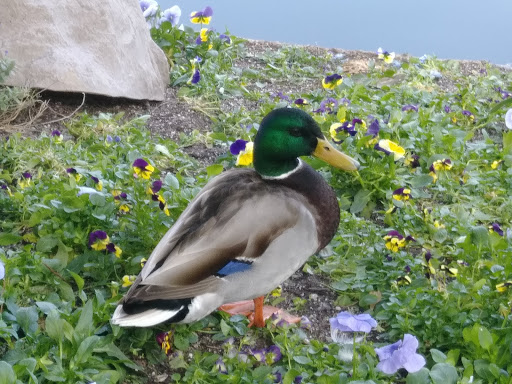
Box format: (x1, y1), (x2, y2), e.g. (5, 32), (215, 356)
(158, 0), (511, 65)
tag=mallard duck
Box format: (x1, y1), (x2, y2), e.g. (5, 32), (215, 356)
(111, 108), (359, 327)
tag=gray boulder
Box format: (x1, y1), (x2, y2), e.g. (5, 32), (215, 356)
(0, 0), (169, 101)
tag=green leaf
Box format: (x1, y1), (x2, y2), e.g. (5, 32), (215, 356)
(429, 363), (458, 384)
(359, 293), (379, 307)
(89, 193), (106, 206)
(409, 174), (434, 188)
(74, 300), (93, 341)
(430, 348), (447, 363)
(350, 189), (371, 214)
(164, 173), (180, 189)
(68, 270), (84, 291)
(45, 310), (64, 342)
(292, 355), (312, 365)
(173, 334), (189, 350)
(72, 335), (100, 366)
(206, 164), (223, 178)
(503, 131), (512, 154)
(155, 144), (172, 158)
(220, 319), (231, 336)
(470, 226), (489, 248)
(15, 306), (39, 336)
(36, 235), (59, 252)
(252, 366), (272, 380)
(0, 361), (16, 384)
(446, 349), (460, 366)
(283, 368), (301, 384)
(477, 326), (493, 350)
(406, 368), (430, 384)
(0, 232), (22, 246)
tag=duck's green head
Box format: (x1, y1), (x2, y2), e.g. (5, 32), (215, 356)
(254, 108), (360, 177)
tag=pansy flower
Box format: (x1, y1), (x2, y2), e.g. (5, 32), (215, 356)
(106, 242), (122, 258)
(319, 97), (338, 113)
(139, 0), (158, 18)
(219, 33), (232, 45)
(18, 172), (32, 189)
(196, 28), (211, 44)
(496, 281), (512, 293)
(491, 160), (502, 169)
(190, 6), (213, 24)
(271, 91), (291, 102)
(112, 190), (130, 213)
(156, 331), (173, 355)
(235, 142), (254, 166)
(374, 139), (405, 161)
(401, 104), (418, 112)
(159, 5), (181, 27)
(51, 129), (63, 142)
(133, 158), (155, 179)
(251, 345), (282, 365)
(377, 48), (395, 64)
(397, 275), (412, 285)
(375, 334), (426, 374)
(505, 109), (512, 129)
(404, 153), (420, 168)
(432, 158), (452, 171)
(322, 74), (343, 90)
(230, 139), (248, 155)
(1, 183), (12, 197)
(90, 176), (103, 191)
(189, 68), (201, 84)
(294, 98), (308, 107)
(392, 187), (411, 201)
(462, 110), (475, 121)
(489, 222), (504, 236)
(429, 164), (438, 183)
(89, 230), (110, 251)
(440, 265), (458, 277)
(122, 275), (137, 287)
(383, 230), (406, 253)
(329, 121), (357, 143)
(329, 311), (377, 335)
(444, 105), (452, 113)
(215, 358), (228, 374)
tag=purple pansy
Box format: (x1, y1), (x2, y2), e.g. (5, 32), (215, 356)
(300, 316), (312, 330)
(375, 334), (426, 374)
(88, 230), (108, 247)
(366, 119), (380, 137)
(294, 376), (303, 384)
(159, 5), (181, 27)
(404, 265), (411, 273)
(22, 172), (32, 179)
(219, 34), (231, 45)
(114, 135), (121, 142)
(90, 176), (100, 184)
(190, 6), (213, 23)
(425, 250), (432, 262)
(294, 98), (308, 106)
(329, 311), (377, 333)
(444, 105), (452, 113)
(462, 110), (474, 117)
(51, 129), (62, 137)
(66, 168), (77, 174)
(191, 69), (200, 84)
(490, 222), (504, 236)
(271, 91), (291, 102)
(139, 0), (158, 18)
(215, 358), (228, 374)
(273, 371), (282, 383)
(230, 139), (247, 155)
(152, 180), (163, 193)
(402, 104), (418, 112)
(106, 135), (113, 143)
(319, 97), (338, 113)
(251, 345), (282, 365)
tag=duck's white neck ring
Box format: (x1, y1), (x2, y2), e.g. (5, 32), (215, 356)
(261, 159), (304, 180)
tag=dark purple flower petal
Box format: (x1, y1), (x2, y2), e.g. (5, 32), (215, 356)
(219, 34), (231, 44)
(152, 180), (163, 193)
(490, 223), (504, 236)
(444, 105), (451, 113)
(386, 230), (403, 239)
(374, 143), (390, 155)
(89, 230), (108, 246)
(22, 172), (32, 179)
(404, 265), (411, 273)
(462, 110), (473, 117)
(266, 345), (282, 364)
(405, 235), (416, 242)
(425, 250), (432, 262)
(151, 194), (160, 201)
(324, 73), (342, 83)
(51, 130), (62, 136)
(294, 375), (303, 384)
(91, 176), (99, 184)
(230, 139), (247, 155)
(366, 119), (380, 137)
(340, 97), (351, 105)
(191, 69), (200, 84)
(215, 358), (227, 374)
(133, 158), (149, 169)
(386, 255), (393, 262)
(66, 168), (77, 174)
(202, 6), (213, 17)
(294, 98), (307, 106)
(106, 243), (116, 253)
(273, 371), (282, 383)
(402, 104), (418, 112)
(114, 135), (121, 142)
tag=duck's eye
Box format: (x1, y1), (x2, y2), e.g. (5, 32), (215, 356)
(288, 128), (302, 137)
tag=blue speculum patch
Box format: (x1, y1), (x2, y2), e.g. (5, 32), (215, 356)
(216, 260), (252, 276)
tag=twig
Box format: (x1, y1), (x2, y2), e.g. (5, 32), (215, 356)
(39, 92), (86, 125)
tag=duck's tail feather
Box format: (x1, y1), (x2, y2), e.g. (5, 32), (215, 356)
(111, 298), (192, 327)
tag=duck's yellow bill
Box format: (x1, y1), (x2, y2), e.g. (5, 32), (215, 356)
(313, 137), (360, 171)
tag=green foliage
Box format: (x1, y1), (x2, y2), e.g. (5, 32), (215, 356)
(1, 6), (512, 384)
